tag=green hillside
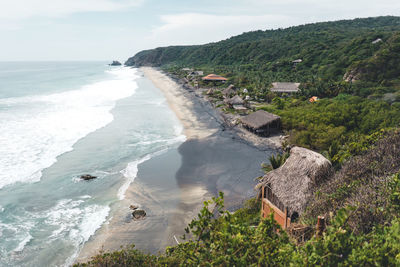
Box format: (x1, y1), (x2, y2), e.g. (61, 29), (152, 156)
(76, 17), (400, 266)
(126, 16), (400, 97)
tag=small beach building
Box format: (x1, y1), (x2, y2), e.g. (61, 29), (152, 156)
(188, 70), (204, 77)
(181, 68), (193, 72)
(202, 74), (228, 83)
(256, 147), (332, 229)
(372, 38), (383, 44)
(240, 110), (281, 136)
(225, 95), (246, 110)
(270, 82), (300, 94)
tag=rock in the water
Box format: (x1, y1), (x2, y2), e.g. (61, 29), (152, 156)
(80, 174), (97, 181)
(129, 205), (138, 210)
(109, 61), (122, 66)
(132, 209), (146, 220)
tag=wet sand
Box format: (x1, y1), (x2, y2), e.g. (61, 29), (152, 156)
(77, 67), (275, 262)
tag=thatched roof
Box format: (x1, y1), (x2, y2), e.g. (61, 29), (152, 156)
(225, 95), (244, 105)
(240, 110), (280, 129)
(257, 147), (332, 216)
(202, 74), (227, 81)
(271, 82), (300, 93)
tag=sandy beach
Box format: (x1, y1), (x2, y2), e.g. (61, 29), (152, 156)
(77, 67), (276, 262)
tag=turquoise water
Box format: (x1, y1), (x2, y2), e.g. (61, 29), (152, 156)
(0, 62), (184, 266)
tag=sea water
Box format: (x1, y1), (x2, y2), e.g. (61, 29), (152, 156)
(0, 62), (185, 266)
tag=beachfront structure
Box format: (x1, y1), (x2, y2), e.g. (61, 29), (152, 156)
(225, 95), (246, 110)
(240, 110), (280, 136)
(188, 70), (204, 76)
(372, 38), (383, 44)
(202, 74), (228, 83)
(256, 147), (332, 229)
(270, 82), (300, 94)
(222, 86), (235, 98)
(181, 68), (193, 72)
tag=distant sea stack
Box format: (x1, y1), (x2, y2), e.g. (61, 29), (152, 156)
(109, 61), (122, 66)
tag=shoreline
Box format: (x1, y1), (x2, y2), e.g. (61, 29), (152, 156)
(77, 67), (276, 263)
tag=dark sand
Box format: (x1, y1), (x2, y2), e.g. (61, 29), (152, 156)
(77, 67), (275, 262)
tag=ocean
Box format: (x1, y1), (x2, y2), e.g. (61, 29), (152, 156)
(0, 62), (185, 266)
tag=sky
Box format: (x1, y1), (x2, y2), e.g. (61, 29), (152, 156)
(1, 0), (400, 61)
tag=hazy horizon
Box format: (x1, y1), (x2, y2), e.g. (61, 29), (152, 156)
(1, 0), (400, 61)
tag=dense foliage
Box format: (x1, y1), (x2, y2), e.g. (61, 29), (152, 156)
(126, 17), (400, 163)
(303, 131), (400, 233)
(258, 94), (400, 164)
(76, 190), (400, 266)
(126, 16), (400, 98)
(86, 16), (400, 266)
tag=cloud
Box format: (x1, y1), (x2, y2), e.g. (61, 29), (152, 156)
(150, 13), (297, 46)
(149, 0), (400, 48)
(233, 0), (400, 18)
(0, 0), (143, 20)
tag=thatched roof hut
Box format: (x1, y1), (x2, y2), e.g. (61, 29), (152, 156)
(241, 110), (280, 129)
(257, 147), (332, 217)
(271, 82), (300, 93)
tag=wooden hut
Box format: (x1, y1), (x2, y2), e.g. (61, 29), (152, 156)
(240, 110), (280, 136)
(271, 82), (300, 94)
(256, 147), (332, 229)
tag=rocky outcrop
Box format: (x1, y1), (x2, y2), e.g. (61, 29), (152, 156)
(109, 61), (122, 66)
(343, 67), (361, 82)
(132, 209), (146, 220)
(129, 205), (139, 210)
(80, 174), (97, 181)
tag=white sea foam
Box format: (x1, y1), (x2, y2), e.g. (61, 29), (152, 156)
(118, 154), (153, 200)
(45, 199), (110, 242)
(43, 198), (110, 266)
(118, 148), (176, 200)
(0, 67), (139, 189)
(118, 115), (186, 200)
(13, 234), (32, 252)
(0, 219), (36, 253)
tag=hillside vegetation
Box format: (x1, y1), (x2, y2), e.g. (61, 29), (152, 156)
(78, 16), (400, 266)
(126, 16), (400, 98)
